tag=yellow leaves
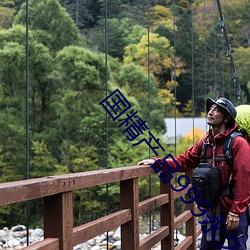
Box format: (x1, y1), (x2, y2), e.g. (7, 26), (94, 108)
(0, 7), (15, 29)
(124, 32), (174, 76)
(158, 88), (174, 105)
(149, 5), (174, 32)
(184, 128), (205, 141)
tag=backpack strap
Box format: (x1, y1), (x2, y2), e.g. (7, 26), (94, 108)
(222, 132), (242, 200)
(223, 131), (242, 169)
(200, 142), (208, 163)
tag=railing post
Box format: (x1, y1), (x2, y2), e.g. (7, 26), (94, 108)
(44, 192), (73, 250)
(160, 176), (174, 250)
(120, 178), (139, 250)
(185, 172), (196, 250)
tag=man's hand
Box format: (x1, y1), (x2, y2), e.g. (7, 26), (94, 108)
(226, 213), (240, 230)
(137, 159), (155, 166)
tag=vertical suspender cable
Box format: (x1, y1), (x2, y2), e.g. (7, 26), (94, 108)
(147, 0), (152, 234)
(104, 0), (109, 247)
(172, 1), (179, 244)
(191, 0), (195, 145)
(25, 0), (30, 245)
(216, 0), (242, 104)
(213, 0), (217, 95)
(204, 0), (207, 98)
(173, 0), (177, 156)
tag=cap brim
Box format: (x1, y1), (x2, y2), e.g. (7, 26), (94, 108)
(206, 98), (215, 113)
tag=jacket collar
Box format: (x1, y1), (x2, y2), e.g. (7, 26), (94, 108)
(206, 124), (239, 143)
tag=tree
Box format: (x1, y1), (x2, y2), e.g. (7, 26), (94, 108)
(0, 6), (15, 29)
(14, 0), (84, 52)
(116, 62), (166, 132)
(61, 0), (101, 29)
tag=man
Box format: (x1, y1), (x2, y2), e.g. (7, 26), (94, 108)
(138, 97), (250, 249)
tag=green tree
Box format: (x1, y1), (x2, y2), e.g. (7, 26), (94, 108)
(14, 0), (84, 52)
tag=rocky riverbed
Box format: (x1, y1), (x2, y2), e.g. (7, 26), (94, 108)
(0, 225), (192, 249)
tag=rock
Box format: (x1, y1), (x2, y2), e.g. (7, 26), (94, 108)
(113, 227), (120, 240)
(95, 234), (106, 243)
(113, 240), (121, 249)
(107, 231), (114, 237)
(108, 236), (116, 243)
(91, 245), (101, 250)
(30, 228), (43, 238)
(7, 239), (20, 247)
(11, 226), (26, 232)
(0, 230), (7, 238)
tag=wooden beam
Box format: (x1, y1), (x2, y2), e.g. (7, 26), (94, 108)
(44, 192), (73, 250)
(22, 238), (59, 250)
(139, 226), (169, 250)
(174, 184), (192, 199)
(175, 236), (193, 250)
(0, 177), (59, 206)
(185, 172), (197, 250)
(58, 165), (154, 192)
(174, 210), (192, 229)
(139, 194), (169, 215)
(73, 209), (131, 245)
(120, 178), (139, 250)
(160, 175), (174, 250)
(0, 166), (154, 206)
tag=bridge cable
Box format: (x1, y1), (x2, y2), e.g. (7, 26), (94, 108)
(104, 0), (109, 248)
(213, 0), (217, 96)
(172, 0), (179, 245)
(25, 0), (30, 245)
(147, 0), (152, 234)
(215, 0), (242, 104)
(204, 0), (207, 98)
(191, 0), (195, 145)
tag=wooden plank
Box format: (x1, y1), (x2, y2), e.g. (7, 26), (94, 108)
(139, 226), (169, 250)
(120, 178), (140, 250)
(160, 176), (174, 250)
(0, 177), (59, 206)
(57, 165), (154, 192)
(174, 184), (192, 199)
(174, 210), (192, 229)
(196, 225), (202, 237)
(44, 192), (73, 250)
(139, 194), (169, 215)
(0, 166), (154, 206)
(175, 236), (193, 250)
(185, 172), (196, 250)
(22, 238), (59, 250)
(73, 209), (131, 245)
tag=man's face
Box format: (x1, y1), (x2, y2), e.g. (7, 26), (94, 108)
(207, 104), (226, 127)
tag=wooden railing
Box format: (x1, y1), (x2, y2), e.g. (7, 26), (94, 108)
(0, 165), (201, 250)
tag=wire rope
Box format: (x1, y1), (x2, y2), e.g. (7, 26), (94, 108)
(213, 0), (217, 96)
(173, 0), (177, 157)
(191, 0), (195, 145)
(25, 0), (30, 245)
(215, 0), (242, 104)
(147, 0), (152, 234)
(172, 0), (179, 245)
(203, 0), (207, 98)
(104, 0), (109, 248)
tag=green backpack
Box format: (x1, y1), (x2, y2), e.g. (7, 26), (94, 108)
(235, 105), (250, 142)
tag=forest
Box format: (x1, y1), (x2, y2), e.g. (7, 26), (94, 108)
(0, 0), (249, 228)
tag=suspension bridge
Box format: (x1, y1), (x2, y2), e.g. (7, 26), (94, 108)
(0, 0), (248, 249)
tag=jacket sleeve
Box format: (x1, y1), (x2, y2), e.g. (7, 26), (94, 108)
(153, 139), (203, 173)
(229, 136), (250, 215)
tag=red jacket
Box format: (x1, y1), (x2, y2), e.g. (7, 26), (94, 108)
(154, 124), (250, 216)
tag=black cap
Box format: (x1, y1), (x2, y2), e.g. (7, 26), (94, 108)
(206, 97), (237, 120)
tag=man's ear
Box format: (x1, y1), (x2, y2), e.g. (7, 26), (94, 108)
(224, 114), (232, 123)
